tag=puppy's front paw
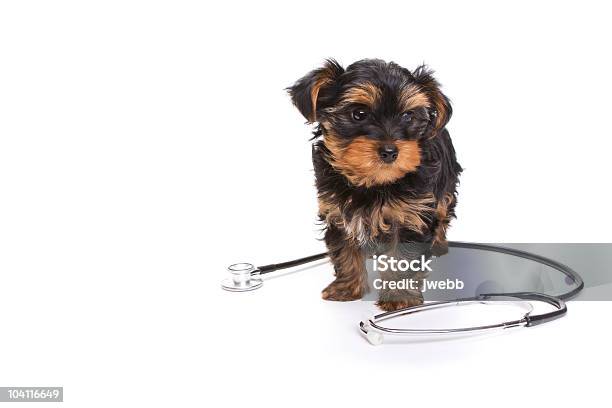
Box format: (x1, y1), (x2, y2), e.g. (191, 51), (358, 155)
(376, 296), (423, 312)
(322, 280), (364, 301)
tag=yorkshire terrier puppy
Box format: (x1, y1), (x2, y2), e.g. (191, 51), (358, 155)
(288, 59), (462, 311)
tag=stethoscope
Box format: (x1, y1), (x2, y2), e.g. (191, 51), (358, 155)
(222, 242), (584, 345)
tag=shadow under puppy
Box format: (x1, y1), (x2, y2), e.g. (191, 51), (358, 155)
(288, 59), (462, 311)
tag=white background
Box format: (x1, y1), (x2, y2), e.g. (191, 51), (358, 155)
(1, 1), (611, 407)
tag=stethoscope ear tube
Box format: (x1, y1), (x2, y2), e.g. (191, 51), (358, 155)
(257, 252), (328, 274)
(223, 242), (583, 300)
(482, 292), (567, 326)
(448, 242), (584, 301)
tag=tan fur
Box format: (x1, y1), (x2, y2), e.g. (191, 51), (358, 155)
(430, 91), (449, 132)
(310, 76), (332, 122)
(318, 193), (435, 245)
(433, 193), (454, 245)
(398, 85), (431, 112)
(399, 83), (449, 137)
(324, 134), (422, 187)
(321, 240), (367, 301)
(308, 64), (343, 122)
(377, 296), (424, 311)
(375, 244), (427, 310)
(340, 82), (381, 107)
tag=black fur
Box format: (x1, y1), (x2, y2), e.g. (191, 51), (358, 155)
(287, 59), (462, 308)
(312, 127), (461, 243)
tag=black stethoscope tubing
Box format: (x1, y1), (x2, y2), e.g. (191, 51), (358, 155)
(256, 241), (584, 301)
(249, 241), (584, 340)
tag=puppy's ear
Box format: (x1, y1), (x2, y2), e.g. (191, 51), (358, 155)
(413, 65), (452, 136)
(287, 59), (344, 123)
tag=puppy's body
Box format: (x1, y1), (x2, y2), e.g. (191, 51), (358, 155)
(289, 59), (462, 310)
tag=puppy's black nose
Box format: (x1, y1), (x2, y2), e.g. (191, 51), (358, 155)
(378, 144), (398, 163)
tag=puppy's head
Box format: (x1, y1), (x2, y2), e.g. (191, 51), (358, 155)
(288, 59), (451, 187)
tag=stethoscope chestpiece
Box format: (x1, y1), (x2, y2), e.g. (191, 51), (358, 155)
(221, 263), (264, 292)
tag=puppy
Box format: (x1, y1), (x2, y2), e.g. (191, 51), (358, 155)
(288, 59), (462, 311)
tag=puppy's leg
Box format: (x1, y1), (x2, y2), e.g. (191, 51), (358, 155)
(376, 250), (425, 311)
(377, 293), (424, 311)
(431, 193), (456, 256)
(322, 226), (367, 301)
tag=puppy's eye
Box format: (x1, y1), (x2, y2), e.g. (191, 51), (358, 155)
(352, 108), (369, 121)
(401, 111), (414, 122)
